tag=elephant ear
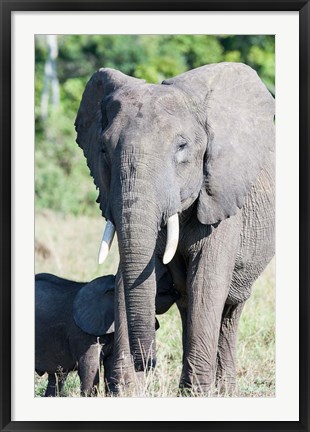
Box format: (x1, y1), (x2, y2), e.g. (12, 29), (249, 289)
(73, 275), (116, 336)
(75, 68), (144, 218)
(163, 63), (275, 225)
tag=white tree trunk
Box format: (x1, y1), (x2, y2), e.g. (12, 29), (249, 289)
(40, 35), (60, 120)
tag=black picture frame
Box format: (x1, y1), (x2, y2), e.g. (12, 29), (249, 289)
(1, 1), (309, 431)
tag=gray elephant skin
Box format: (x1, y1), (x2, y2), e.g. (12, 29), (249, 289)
(75, 62), (275, 394)
(35, 271), (177, 396)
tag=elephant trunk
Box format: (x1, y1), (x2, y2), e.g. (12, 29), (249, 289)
(114, 198), (158, 372)
(110, 151), (181, 374)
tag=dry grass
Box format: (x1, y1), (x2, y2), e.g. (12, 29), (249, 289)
(35, 210), (275, 397)
(35, 209), (119, 279)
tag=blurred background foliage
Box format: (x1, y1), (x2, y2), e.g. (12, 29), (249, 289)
(35, 35), (275, 216)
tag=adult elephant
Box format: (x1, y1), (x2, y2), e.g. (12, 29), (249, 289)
(75, 62), (275, 394)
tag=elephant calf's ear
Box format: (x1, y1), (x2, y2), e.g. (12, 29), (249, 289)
(73, 275), (115, 336)
(164, 63), (275, 225)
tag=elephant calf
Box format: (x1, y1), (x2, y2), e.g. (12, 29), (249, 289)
(35, 271), (178, 397)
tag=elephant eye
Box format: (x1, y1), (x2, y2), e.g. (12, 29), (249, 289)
(100, 140), (107, 154)
(175, 139), (190, 165)
(100, 147), (109, 161)
(177, 141), (187, 152)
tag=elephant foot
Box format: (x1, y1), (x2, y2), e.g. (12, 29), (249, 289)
(215, 374), (236, 396)
(107, 365), (147, 397)
(80, 386), (99, 397)
(178, 377), (213, 397)
(44, 387), (57, 397)
(45, 372), (66, 397)
(179, 375), (236, 397)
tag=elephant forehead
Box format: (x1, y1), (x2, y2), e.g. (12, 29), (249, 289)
(116, 84), (189, 122)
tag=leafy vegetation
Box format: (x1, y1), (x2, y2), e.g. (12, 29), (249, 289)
(35, 35), (275, 215)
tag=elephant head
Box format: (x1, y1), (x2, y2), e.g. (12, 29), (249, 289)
(75, 63), (274, 378)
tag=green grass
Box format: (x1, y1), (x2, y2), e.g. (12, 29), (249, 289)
(35, 210), (275, 397)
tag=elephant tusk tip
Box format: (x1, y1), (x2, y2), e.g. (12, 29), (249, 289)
(162, 241), (178, 264)
(162, 255), (171, 265)
(163, 213), (179, 264)
(98, 220), (116, 264)
(98, 241), (109, 264)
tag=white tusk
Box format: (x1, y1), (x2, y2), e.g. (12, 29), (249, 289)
(98, 220), (116, 264)
(163, 213), (179, 264)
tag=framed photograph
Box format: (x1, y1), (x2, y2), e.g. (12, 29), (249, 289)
(1, 1), (309, 431)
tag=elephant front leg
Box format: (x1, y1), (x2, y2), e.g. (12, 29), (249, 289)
(180, 272), (229, 395)
(180, 220), (241, 395)
(78, 342), (101, 396)
(216, 302), (245, 394)
(45, 370), (67, 397)
(44, 373), (58, 397)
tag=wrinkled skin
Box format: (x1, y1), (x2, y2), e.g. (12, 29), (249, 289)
(75, 62), (275, 394)
(35, 271), (177, 396)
